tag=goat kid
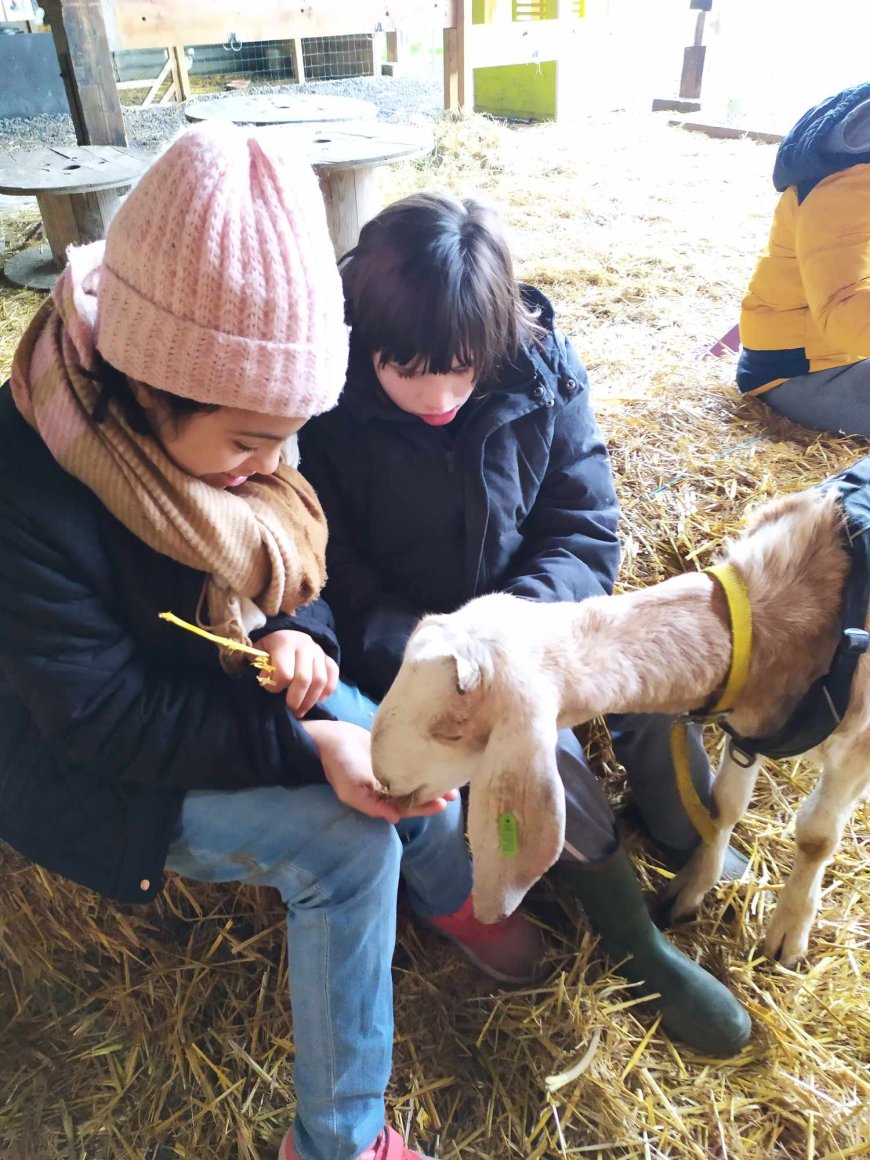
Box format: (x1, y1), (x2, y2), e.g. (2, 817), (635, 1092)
(371, 485), (870, 968)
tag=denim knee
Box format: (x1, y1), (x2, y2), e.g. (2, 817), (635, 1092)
(273, 804), (403, 913)
(169, 784), (405, 913)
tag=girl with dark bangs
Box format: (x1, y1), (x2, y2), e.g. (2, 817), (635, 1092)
(298, 192), (751, 1056)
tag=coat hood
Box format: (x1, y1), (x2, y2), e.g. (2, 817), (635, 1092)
(773, 83), (870, 194)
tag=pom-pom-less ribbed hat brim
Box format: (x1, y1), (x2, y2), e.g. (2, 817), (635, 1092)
(96, 263), (347, 418)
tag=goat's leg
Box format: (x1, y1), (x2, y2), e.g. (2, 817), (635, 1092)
(765, 756), (870, 967)
(664, 741), (760, 922)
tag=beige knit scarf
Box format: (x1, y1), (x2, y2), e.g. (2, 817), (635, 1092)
(10, 242), (328, 664)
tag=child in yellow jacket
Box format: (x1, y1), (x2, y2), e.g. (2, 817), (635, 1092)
(738, 83), (870, 434)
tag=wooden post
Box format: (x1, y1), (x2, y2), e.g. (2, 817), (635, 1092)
(169, 44), (190, 102)
(679, 0), (710, 101)
(385, 30), (400, 62)
(316, 167), (381, 259)
(37, 186), (126, 262)
(143, 53), (172, 104)
(384, 29), (409, 75)
(290, 38), (306, 84)
(42, 0), (127, 146)
(444, 0), (473, 110)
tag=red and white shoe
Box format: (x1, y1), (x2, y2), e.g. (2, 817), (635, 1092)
(427, 894), (548, 985)
(279, 1124), (436, 1159)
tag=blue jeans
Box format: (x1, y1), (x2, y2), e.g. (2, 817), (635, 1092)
(165, 682), (471, 1160)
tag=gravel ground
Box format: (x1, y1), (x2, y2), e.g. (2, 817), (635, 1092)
(0, 74), (443, 155)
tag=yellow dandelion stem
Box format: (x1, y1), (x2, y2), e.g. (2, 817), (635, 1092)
(158, 611), (275, 682)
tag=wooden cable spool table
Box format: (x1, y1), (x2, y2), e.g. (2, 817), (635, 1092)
(274, 120), (434, 256)
(187, 94), (431, 255)
(184, 92), (377, 126)
(0, 145), (151, 290)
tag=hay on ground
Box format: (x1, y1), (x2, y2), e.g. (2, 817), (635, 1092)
(1, 111), (869, 1160)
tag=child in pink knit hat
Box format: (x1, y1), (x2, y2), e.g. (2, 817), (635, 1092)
(0, 124), (482, 1160)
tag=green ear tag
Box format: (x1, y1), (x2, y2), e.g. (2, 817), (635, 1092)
(497, 811), (520, 856)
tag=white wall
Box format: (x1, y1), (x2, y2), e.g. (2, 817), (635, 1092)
(568, 0), (868, 126)
(702, 0), (870, 129)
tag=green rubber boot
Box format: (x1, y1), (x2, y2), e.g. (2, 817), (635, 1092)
(559, 845), (751, 1056)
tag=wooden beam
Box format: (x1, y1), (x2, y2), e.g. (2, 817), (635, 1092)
(168, 42), (190, 101)
(104, 0), (457, 51)
(142, 53), (171, 104)
(679, 45), (706, 99)
(385, 30), (400, 62)
(669, 118), (783, 145)
(678, 5), (707, 100)
(43, 0), (127, 145)
(444, 0), (471, 110)
(384, 29), (410, 76)
(290, 37), (305, 84)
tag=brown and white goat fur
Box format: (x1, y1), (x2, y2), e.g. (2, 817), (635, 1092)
(371, 488), (870, 967)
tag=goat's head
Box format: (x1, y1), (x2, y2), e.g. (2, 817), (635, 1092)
(372, 595), (566, 923)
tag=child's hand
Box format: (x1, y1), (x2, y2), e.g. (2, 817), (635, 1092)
(302, 720), (457, 822)
(257, 629), (339, 718)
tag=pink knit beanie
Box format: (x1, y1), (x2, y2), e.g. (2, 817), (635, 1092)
(95, 121), (348, 417)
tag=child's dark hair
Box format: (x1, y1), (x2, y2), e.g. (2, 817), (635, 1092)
(340, 192), (543, 386)
(88, 356), (218, 434)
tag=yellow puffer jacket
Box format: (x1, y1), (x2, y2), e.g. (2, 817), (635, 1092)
(738, 163), (870, 394)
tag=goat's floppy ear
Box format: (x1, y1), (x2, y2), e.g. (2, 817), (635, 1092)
(409, 618), (483, 694)
(466, 714), (564, 924)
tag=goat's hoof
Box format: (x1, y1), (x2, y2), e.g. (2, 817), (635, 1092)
(662, 882), (706, 923)
(764, 929), (809, 969)
(657, 892), (699, 929)
(764, 911), (811, 969)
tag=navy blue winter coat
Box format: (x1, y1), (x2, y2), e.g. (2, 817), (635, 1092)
(0, 388), (337, 904)
(298, 286), (621, 700)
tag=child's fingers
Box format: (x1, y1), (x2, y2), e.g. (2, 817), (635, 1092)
(338, 781), (401, 822)
(393, 787), (458, 818)
(323, 656), (340, 700)
(397, 795), (451, 818)
(258, 644), (296, 694)
(284, 650), (314, 713)
(361, 796), (401, 823)
(259, 655), (291, 693)
(294, 650), (331, 719)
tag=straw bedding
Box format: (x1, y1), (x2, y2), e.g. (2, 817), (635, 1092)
(1, 111), (868, 1160)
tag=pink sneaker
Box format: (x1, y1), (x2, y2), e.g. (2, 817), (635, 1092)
(427, 894), (548, 985)
(279, 1124), (436, 1159)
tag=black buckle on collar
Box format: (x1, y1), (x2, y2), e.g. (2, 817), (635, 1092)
(841, 627), (870, 655)
(727, 738), (757, 767)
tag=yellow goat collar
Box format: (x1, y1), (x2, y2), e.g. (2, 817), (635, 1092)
(704, 563), (753, 715)
(671, 563), (753, 847)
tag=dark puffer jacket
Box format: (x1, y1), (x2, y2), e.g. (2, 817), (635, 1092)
(298, 286), (620, 700)
(0, 388), (336, 903)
